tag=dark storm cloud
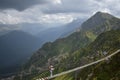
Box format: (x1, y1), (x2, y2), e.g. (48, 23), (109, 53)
(0, 0), (49, 11)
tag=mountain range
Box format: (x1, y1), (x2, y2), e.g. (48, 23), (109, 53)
(37, 19), (83, 43)
(0, 30), (43, 77)
(0, 18), (83, 78)
(1, 11), (120, 80)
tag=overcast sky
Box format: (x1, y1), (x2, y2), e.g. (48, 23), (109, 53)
(0, 0), (120, 24)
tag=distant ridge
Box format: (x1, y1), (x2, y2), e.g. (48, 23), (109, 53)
(0, 30), (42, 76)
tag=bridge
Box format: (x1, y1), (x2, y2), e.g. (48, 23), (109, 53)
(36, 49), (120, 80)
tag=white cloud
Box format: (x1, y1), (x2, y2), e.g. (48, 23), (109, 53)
(0, 12), (21, 24)
(93, 0), (120, 16)
(40, 14), (73, 24)
(0, 6), (74, 24)
(0, 0), (120, 25)
(53, 0), (62, 4)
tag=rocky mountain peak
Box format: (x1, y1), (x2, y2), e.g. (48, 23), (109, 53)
(93, 11), (114, 19)
(81, 11), (117, 30)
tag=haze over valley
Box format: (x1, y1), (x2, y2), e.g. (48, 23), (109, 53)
(0, 0), (120, 80)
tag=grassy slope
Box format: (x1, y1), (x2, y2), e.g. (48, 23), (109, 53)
(53, 30), (120, 80)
